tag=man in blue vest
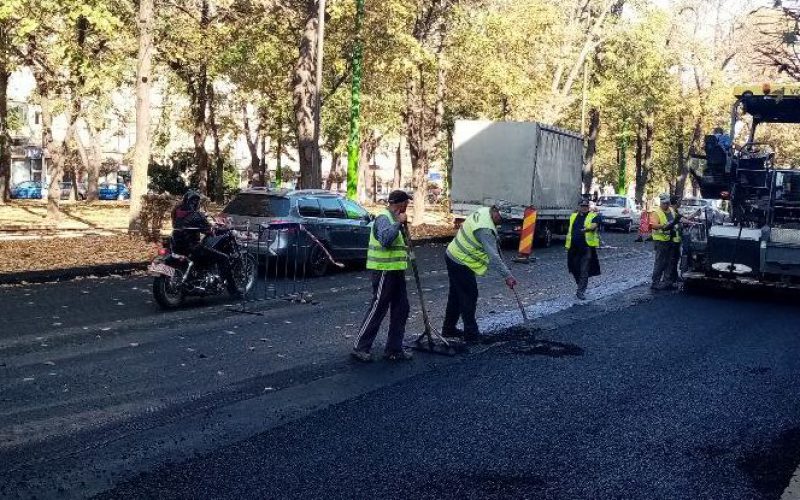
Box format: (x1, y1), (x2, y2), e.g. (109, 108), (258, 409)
(442, 205), (517, 342)
(352, 190), (414, 362)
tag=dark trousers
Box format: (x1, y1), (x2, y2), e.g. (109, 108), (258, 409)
(668, 242), (681, 283)
(443, 255), (480, 335)
(652, 241), (673, 286)
(571, 247), (591, 293)
(354, 270), (409, 353)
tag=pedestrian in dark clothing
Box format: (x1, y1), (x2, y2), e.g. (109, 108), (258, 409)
(352, 190), (414, 362)
(566, 199), (601, 300)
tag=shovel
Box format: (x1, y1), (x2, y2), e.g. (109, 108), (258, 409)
(402, 224), (465, 356)
(510, 285), (537, 339)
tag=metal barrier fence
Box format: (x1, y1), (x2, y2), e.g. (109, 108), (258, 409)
(227, 221), (343, 315)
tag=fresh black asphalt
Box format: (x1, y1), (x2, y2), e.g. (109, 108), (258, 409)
(100, 291), (800, 500)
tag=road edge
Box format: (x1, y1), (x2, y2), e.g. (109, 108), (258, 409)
(0, 262), (150, 286)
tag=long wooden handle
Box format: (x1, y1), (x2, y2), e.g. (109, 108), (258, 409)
(403, 224), (433, 330)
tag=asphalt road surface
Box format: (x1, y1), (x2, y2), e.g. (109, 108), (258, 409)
(3, 232), (800, 499)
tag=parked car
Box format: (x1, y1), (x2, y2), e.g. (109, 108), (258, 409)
(677, 198), (729, 224)
(219, 188), (374, 276)
(10, 181), (43, 199)
(596, 195), (640, 233)
(98, 182), (130, 200)
(12, 181), (89, 200)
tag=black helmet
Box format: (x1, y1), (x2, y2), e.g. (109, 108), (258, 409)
(182, 190), (201, 211)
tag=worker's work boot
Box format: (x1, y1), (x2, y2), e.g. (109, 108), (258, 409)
(350, 350), (373, 363)
(463, 331), (481, 343)
(576, 291), (586, 300)
(441, 327), (464, 338)
(384, 350), (414, 361)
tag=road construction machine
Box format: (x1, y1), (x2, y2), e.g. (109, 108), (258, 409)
(683, 83), (800, 290)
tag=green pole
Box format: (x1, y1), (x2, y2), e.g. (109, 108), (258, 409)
(346, 0), (365, 200)
(616, 119), (628, 195)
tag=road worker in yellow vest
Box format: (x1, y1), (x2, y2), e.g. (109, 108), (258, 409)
(566, 198), (601, 300)
(352, 190), (414, 362)
(650, 194), (682, 290)
(442, 205), (517, 342)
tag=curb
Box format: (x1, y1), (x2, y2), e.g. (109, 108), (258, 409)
(0, 237), (454, 286)
(0, 262), (150, 286)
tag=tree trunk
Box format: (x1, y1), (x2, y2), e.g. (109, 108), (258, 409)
(259, 135), (268, 185)
(675, 117), (702, 198)
(41, 94), (65, 219)
(642, 116), (654, 203)
(275, 114), (283, 185)
(633, 115), (654, 206)
(406, 73), (425, 226)
(394, 138), (403, 190)
(357, 136), (370, 203)
(583, 107), (600, 194)
(325, 151), (340, 190)
(0, 57), (9, 204)
(242, 105), (261, 182)
(129, 0), (154, 233)
(74, 124), (101, 202)
(208, 84), (224, 203)
(634, 125), (643, 202)
(293, 4), (321, 190)
(192, 67), (209, 195)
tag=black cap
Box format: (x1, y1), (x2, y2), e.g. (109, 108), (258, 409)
(579, 199), (590, 206)
(388, 190), (412, 204)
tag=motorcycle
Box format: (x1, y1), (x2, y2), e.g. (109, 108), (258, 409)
(149, 223), (257, 309)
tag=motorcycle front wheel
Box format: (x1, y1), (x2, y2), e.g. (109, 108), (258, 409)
(227, 254), (257, 298)
(153, 274), (185, 309)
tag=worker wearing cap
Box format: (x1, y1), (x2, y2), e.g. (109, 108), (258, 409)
(352, 190), (414, 362)
(566, 198), (601, 300)
(443, 205), (517, 342)
(650, 194), (682, 290)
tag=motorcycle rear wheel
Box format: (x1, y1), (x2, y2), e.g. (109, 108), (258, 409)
(153, 275), (185, 309)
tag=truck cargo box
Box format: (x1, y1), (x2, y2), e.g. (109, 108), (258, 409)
(450, 120), (583, 223)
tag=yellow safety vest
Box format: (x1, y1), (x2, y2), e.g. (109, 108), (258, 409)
(565, 212), (600, 249)
(447, 207), (498, 276)
(366, 209), (408, 271)
(652, 208), (681, 243)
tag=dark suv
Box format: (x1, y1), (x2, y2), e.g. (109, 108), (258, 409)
(219, 188), (374, 276)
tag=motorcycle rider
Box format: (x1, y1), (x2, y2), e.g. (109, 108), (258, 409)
(171, 190), (228, 280)
(172, 190), (212, 251)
